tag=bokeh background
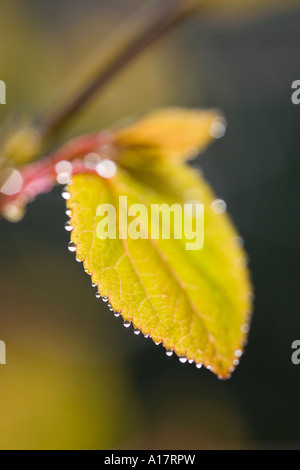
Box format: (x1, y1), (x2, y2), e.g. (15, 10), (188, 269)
(0, 0), (300, 449)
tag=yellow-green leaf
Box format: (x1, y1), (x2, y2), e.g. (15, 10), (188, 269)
(114, 108), (224, 165)
(67, 159), (252, 379)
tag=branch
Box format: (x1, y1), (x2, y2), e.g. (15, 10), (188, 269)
(35, 0), (204, 142)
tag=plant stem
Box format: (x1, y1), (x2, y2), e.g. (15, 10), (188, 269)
(0, 131), (112, 218)
(36, 0), (204, 142)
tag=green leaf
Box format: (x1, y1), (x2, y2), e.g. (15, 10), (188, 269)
(67, 156), (252, 379)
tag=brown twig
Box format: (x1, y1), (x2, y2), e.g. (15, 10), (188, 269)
(36, 0), (204, 142)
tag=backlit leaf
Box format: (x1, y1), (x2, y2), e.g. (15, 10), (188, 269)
(114, 108), (225, 165)
(67, 150), (252, 378)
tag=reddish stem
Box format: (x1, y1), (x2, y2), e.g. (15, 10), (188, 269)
(0, 131), (114, 217)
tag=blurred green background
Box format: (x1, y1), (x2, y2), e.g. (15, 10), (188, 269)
(0, 0), (300, 449)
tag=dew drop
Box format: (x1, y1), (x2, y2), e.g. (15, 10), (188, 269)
(179, 356), (187, 363)
(96, 159), (117, 179)
(84, 152), (101, 170)
(65, 209), (72, 217)
(114, 312), (121, 318)
(57, 172), (71, 185)
(91, 283), (97, 288)
(229, 367), (235, 373)
(188, 359), (194, 364)
(196, 363), (202, 369)
(2, 203), (25, 223)
(55, 160), (72, 175)
(68, 242), (76, 252)
(209, 117), (227, 139)
(64, 221), (73, 232)
(75, 256), (82, 263)
(95, 292), (101, 299)
(211, 199), (227, 214)
(166, 349), (173, 357)
(154, 341), (161, 346)
(0, 169), (23, 196)
(134, 329), (141, 335)
(102, 296), (109, 303)
(144, 334), (149, 339)
(123, 320), (131, 328)
(241, 324), (249, 334)
(62, 191), (70, 200)
(235, 349), (243, 358)
(233, 359), (240, 366)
